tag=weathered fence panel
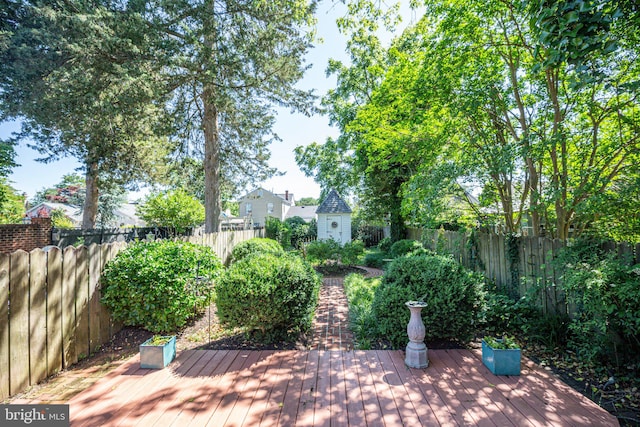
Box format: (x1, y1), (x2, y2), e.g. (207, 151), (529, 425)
(47, 247), (63, 377)
(29, 249), (48, 387)
(0, 228), (263, 400)
(0, 254), (9, 399)
(62, 246), (77, 367)
(411, 228), (639, 316)
(75, 246), (90, 361)
(9, 251), (29, 396)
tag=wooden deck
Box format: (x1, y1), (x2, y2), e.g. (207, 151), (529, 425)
(68, 348), (618, 426)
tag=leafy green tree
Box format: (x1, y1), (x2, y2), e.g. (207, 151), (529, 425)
(31, 173), (127, 228)
(147, 0), (318, 233)
(137, 189), (205, 235)
(0, 179), (25, 224)
(0, 0), (173, 229)
(0, 140), (17, 208)
(296, 197), (319, 206)
(295, 0), (406, 238)
(50, 209), (75, 229)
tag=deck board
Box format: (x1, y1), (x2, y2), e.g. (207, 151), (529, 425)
(67, 349), (619, 427)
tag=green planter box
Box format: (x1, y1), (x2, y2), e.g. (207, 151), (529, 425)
(140, 336), (176, 369)
(482, 339), (521, 376)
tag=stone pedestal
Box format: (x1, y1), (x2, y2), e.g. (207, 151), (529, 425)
(405, 301), (429, 368)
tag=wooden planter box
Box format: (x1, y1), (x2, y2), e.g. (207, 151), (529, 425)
(482, 339), (521, 376)
(140, 336), (176, 369)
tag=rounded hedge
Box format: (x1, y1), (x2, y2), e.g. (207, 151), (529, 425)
(101, 240), (222, 333)
(216, 253), (321, 339)
(228, 237), (284, 264)
(389, 239), (427, 258)
(371, 254), (485, 348)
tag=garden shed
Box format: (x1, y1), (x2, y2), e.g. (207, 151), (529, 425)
(316, 188), (352, 245)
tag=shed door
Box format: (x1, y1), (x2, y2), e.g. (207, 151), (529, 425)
(326, 216), (342, 242)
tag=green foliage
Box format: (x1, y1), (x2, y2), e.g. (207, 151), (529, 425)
(556, 240), (640, 365)
(483, 335), (519, 350)
(371, 254), (486, 348)
(137, 189), (205, 235)
(0, 179), (25, 224)
(389, 239), (426, 258)
(364, 250), (388, 269)
(297, 197), (319, 206)
(482, 291), (531, 334)
(286, 216), (315, 249)
(305, 239), (342, 266)
(341, 240), (365, 266)
(377, 237), (393, 253)
(265, 217), (292, 249)
(216, 253), (321, 340)
(229, 238), (284, 264)
(343, 273), (381, 349)
(101, 240), (222, 334)
(1, 2), (172, 228)
(50, 209), (74, 229)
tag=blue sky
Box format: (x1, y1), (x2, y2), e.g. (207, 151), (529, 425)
(2, 2), (419, 202)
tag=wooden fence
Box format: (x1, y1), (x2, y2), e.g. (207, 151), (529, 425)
(409, 228), (640, 316)
(0, 228), (263, 400)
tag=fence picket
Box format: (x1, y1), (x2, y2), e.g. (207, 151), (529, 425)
(29, 249), (48, 386)
(75, 246), (89, 360)
(62, 246), (77, 367)
(99, 245), (111, 345)
(88, 244), (101, 353)
(9, 251), (29, 395)
(46, 247), (63, 377)
(0, 254), (9, 399)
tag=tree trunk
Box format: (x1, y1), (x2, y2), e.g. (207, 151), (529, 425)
(82, 161), (99, 230)
(202, 84), (221, 233)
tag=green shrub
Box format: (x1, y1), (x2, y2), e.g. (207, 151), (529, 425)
(481, 291), (540, 336)
(371, 254), (485, 348)
(101, 240), (222, 333)
(364, 251), (387, 268)
(389, 239), (427, 258)
(377, 237), (393, 253)
(229, 237), (284, 264)
(286, 216), (314, 249)
(558, 248), (640, 365)
(341, 240), (365, 266)
(343, 273), (380, 349)
(305, 239), (342, 265)
(265, 217), (292, 249)
(216, 253), (321, 340)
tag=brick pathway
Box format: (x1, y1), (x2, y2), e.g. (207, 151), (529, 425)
(310, 267), (384, 351)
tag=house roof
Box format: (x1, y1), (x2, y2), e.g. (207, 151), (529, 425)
(238, 187), (294, 206)
(25, 202), (83, 225)
(316, 189), (352, 214)
(285, 205), (318, 221)
(26, 201), (146, 227)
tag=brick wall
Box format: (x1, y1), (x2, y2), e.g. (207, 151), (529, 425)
(0, 217), (53, 254)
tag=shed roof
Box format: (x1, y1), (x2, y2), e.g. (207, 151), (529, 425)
(316, 189), (352, 214)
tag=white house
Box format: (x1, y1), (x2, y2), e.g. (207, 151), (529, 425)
(316, 189), (352, 245)
(237, 188), (295, 227)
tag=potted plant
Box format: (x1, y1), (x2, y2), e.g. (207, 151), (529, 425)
(481, 335), (521, 376)
(140, 335), (176, 369)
